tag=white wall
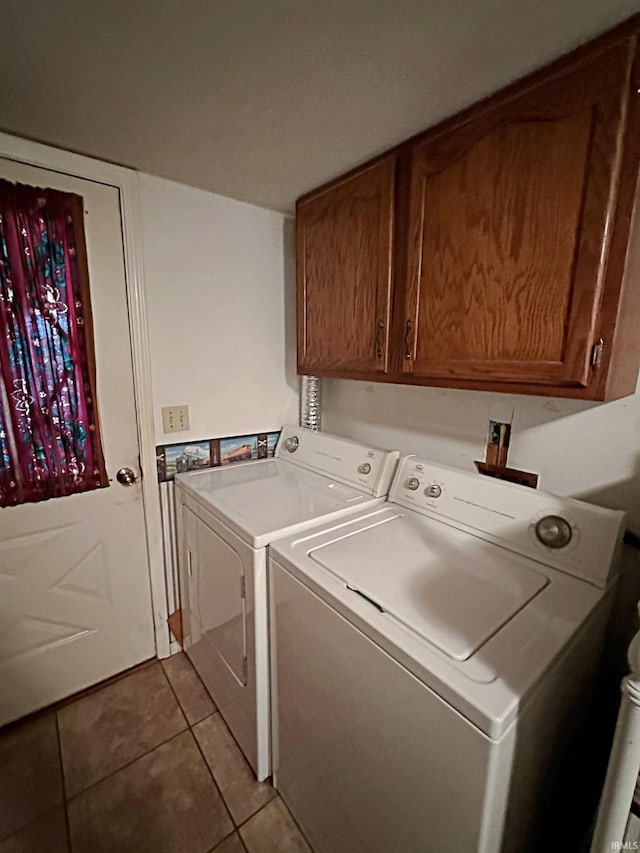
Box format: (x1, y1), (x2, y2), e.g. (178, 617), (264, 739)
(323, 377), (640, 653)
(139, 174), (298, 445)
(323, 379), (640, 529)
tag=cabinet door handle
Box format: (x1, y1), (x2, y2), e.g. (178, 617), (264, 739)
(375, 319), (384, 359)
(404, 319), (413, 360)
(591, 338), (604, 369)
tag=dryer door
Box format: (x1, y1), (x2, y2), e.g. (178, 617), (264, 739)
(188, 508), (247, 685)
(179, 500), (268, 779)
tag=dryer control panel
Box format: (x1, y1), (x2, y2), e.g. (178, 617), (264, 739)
(276, 425), (399, 498)
(390, 456), (624, 588)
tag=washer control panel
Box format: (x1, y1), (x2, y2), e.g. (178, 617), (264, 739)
(425, 483), (442, 499)
(390, 455), (624, 586)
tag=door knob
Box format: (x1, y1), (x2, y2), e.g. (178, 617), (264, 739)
(116, 467), (137, 486)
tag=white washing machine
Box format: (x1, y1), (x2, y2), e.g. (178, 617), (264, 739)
(174, 425), (399, 781)
(269, 455), (625, 853)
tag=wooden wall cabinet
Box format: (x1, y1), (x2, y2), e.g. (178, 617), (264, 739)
(296, 156), (395, 376)
(296, 19), (640, 400)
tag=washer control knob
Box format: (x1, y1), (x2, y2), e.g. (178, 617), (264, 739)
(406, 477), (420, 491)
(358, 462), (372, 475)
(284, 436), (299, 453)
(535, 515), (572, 549)
(425, 483), (442, 499)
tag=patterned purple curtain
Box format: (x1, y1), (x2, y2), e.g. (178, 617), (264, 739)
(0, 180), (108, 507)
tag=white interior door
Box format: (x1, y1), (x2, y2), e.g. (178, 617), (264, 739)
(0, 158), (156, 725)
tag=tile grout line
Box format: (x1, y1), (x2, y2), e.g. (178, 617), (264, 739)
(0, 659), (253, 851)
(55, 659), (246, 851)
(0, 656), (298, 853)
(204, 827), (249, 853)
(170, 657), (277, 799)
(160, 653), (219, 725)
(164, 656), (302, 851)
(189, 712), (238, 831)
(237, 829), (251, 853)
(64, 724), (191, 804)
(158, 661), (238, 836)
(54, 712), (73, 852)
(60, 662), (204, 805)
(268, 795), (314, 852)
(158, 657), (196, 726)
(232, 795), (314, 853)
(163, 655), (305, 851)
(160, 657), (257, 852)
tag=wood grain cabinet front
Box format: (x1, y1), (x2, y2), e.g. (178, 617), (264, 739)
(296, 19), (640, 400)
(403, 37), (640, 396)
(296, 156), (395, 376)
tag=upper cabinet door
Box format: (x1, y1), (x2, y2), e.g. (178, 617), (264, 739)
(403, 40), (636, 387)
(297, 156), (395, 375)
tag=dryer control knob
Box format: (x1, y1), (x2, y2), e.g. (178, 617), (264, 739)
(284, 436), (299, 453)
(358, 463), (372, 474)
(406, 477), (420, 491)
(535, 515), (572, 549)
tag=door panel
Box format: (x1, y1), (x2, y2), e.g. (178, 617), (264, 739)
(297, 156), (395, 375)
(404, 40), (634, 386)
(0, 159), (155, 724)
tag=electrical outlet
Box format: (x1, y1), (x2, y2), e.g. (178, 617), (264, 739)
(162, 405), (190, 433)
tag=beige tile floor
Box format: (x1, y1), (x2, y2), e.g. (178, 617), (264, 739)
(0, 655), (312, 853)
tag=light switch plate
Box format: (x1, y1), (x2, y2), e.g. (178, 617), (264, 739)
(162, 405), (190, 433)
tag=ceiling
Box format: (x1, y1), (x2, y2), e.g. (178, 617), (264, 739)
(2, 0), (640, 213)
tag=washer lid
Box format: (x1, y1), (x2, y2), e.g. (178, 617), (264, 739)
(309, 513), (548, 661)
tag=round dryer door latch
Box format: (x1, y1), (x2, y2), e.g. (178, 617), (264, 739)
(284, 436), (299, 453)
(535, 515), (572, 549)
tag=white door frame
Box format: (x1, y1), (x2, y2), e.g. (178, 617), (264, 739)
(0, 131), (170, 658)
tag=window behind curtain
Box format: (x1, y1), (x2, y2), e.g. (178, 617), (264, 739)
(0, 180), (108, 507)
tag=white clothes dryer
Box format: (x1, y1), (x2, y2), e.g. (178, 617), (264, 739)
(269, 455), (625, 852)
(174, 425), (399, 780)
